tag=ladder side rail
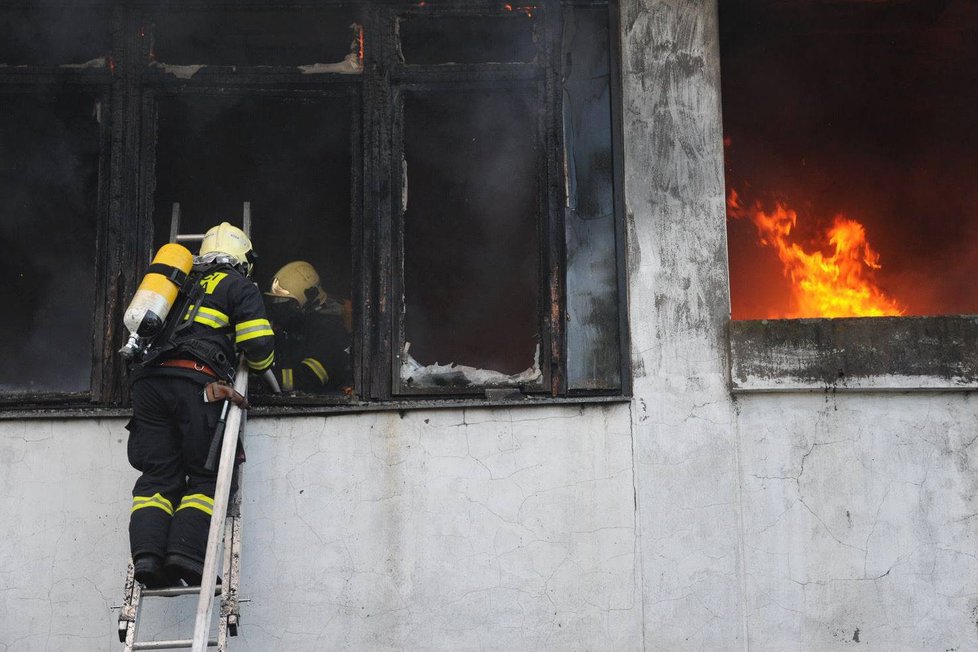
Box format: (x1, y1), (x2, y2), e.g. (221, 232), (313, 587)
(217, 477), (242, 650)
(192, 358), (249, 652)
(241, 201), (251, 238)
(120, 560), (143, 649)
(168, 203), (181, 244)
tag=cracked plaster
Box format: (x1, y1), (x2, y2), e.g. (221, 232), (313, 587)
(1, 406), (640, 651)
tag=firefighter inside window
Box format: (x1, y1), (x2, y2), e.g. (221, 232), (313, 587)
(264, 260), (352, 394)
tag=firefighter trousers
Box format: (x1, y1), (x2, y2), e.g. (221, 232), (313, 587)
(127, 374), (229, 564)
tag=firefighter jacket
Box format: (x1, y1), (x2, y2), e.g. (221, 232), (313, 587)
(273, 303), (351, 393)
(138, 266), (275, 383)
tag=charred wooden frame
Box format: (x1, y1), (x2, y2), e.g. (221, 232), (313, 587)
(0, 0), (631, 414)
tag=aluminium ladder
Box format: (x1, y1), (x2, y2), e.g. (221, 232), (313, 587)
(116, 203), (270, 651)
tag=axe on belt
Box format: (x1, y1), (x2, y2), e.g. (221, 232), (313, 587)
(202, 381), (249, 472)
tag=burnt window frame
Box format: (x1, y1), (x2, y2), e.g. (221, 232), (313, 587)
(0, 0), (631, 416)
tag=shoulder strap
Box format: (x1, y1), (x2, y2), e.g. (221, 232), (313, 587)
(135, 262), (242, 369)
(138, 268), (208, 366)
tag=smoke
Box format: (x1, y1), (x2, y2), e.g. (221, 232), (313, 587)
(398, 14), (535, 65)
(148, 5), (366, 67)
(401, 88), (540, 375)
(0, 6), (111, 66)
(153, 94), (354, 300)
(0, 95), (100, 393)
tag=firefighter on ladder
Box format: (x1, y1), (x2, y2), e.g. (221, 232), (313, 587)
(126, 223), (274, 588)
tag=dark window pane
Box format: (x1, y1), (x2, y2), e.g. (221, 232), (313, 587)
(400, 88), (541, 390)
(398, 15), (537, 64)
(0, 6), (111, 66)
(153, 94), (353, 303)
(562, 5), (621, 391)
(152, 9), (363, 67)
(0, 94), (101, 393)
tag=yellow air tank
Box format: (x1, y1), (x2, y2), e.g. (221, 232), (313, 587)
(119, 243), (194, 358)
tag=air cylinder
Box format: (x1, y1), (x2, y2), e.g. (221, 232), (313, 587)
(123, 243), (194, 340)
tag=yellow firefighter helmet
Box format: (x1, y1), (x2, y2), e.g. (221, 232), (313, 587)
(267, 260), (327, 308)
(199, 222), (254, 275)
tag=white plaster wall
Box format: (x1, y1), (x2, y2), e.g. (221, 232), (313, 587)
(620, 0), (744, 648)
(0, 406), (641, 651)
(735, 392), (978, 651)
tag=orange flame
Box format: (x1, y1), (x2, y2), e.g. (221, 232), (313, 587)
(728, 189), (905, 318)
(357, 24), (364, 63)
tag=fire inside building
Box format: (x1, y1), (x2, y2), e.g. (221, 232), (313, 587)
(722, 0), (978, 320)
(1, 0), (977, 650)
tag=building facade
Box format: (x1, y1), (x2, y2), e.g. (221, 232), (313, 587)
(1, 1), (976, 650)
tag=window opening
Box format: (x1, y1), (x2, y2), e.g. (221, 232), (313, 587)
(397, 87), (543, 392)
(721, 0), (978, 319)
(0, 93), (102, 394)
(152, 93), (355, 396)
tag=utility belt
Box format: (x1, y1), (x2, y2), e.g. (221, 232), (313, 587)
(156, 358), (220, 379)
(144, 336), (235, 382)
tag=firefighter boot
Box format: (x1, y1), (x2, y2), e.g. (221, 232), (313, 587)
(164, 553), (221, 587)
(133, 553), (171, 589)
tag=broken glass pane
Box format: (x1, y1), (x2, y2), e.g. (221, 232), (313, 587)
(400, 87), (541, 390)
(0, 94), (101, 393)
(562, 4), (622, 391)
(0, 6), (111, 66)
(398, 15), (537, 65)
(153, 94), (354, 392)
(152, 8), (362, 68)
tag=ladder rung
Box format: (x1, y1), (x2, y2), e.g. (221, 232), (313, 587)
(175, 234), (206, 243)
(142, 585), (222, 598)
(132, 639), (217, 650)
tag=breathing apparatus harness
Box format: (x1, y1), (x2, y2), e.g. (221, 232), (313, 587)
(130, 258), (246, 382)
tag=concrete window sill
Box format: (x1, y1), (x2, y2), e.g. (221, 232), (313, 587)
(729, 316), (978, 393)
(0, 394), (631, 420)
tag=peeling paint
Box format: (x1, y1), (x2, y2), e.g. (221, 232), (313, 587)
(297, 52), (362, 75)
(59, 57), (107, 69)
(149, 61), (204, 79)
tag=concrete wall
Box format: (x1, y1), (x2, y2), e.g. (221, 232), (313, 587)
(0, 409), (640, 652)
(1, 1), (977, 650)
